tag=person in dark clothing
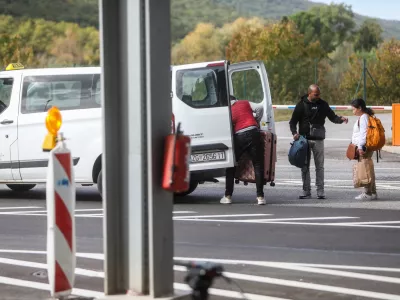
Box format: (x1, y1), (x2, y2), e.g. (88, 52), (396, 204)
(221, 95), (266, 205)
(289, 84), (348, 199)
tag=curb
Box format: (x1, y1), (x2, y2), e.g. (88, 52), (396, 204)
(382, 145), (400, 155)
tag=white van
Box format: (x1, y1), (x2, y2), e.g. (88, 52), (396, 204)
(0, 60), (275, 196)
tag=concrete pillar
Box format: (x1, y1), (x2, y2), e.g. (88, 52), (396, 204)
(98, 0), (184, 298)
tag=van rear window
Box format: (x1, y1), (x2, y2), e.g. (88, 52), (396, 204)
(176, 66), (227, 108)
(21, 74), (100, 114)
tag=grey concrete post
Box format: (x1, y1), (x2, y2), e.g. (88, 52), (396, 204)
(99, 0), (175, 297)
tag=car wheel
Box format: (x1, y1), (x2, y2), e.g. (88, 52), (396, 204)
(174, 181), (198, 197)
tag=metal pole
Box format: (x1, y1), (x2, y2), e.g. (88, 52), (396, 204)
(363, 58), (367, 103)
(314, 58), (318, 84)
(99, 0), (174, 297)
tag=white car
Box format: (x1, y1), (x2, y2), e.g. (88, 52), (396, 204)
(0, 60), (275, 196)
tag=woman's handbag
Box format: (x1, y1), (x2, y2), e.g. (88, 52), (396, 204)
(346, 143), (359, 160)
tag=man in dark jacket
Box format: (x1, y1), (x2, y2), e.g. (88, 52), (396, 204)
(289, 84), (348, 199)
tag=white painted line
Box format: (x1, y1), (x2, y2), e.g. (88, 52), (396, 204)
(174, 262), (400, 299)
(75, 215), (102, 218)
(175, 216), (358, 223)
(0, 206), (42, 210)
(173, 211), (197, 214)
(326, 221), (400, 226)
(296, 264), (400, 273)
(0, 276), (104, 298)
(0, 249), (105, 260)
(0, 257), (104, 278)
(174, 262), (400, 285)
(75, 214), (103, 217)
(247, 222), (400, 229)
(222, 271), (400, 300)
(175, 257), (400, 273)
(173, 214), (272, 219)
(174, 283), (292, 300)
(0, 210), (46, 215)
(279, 137), (349, 141)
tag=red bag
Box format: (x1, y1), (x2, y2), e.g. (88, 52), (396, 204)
(234, 131), (277, 186)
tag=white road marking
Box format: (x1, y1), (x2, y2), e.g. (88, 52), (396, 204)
(0, 257), (104, 278)
(173, 214), (272, 219)
(0, 206), (42, 210)
(0, 250), (105, 260)
(174, 262), (400, 299)
(175, 257), (400, 273)
(174, 282), (292, 300)
(173, 211), (197, 214)
(242, 221), (400, 229)
(222, 271), (400, 300)
(175, 216), (358, 223)
(0, 276), (104, 298)
(174, 262), (400, 284)
(326, 221), (400, 225)
(279, 137), (349, 141)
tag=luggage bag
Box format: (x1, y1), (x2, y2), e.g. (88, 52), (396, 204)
(234, 131), (277, 186)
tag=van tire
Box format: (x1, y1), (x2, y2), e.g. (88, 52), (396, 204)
(97, 170), (103, 197)
(6, 184), (36, 192)
(174, 181), (198, 197)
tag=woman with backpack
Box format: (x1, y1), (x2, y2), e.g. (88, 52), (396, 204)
(351, 98), (377, 200)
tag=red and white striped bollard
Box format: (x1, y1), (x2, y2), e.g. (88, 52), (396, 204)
(46, 132), (76, 298)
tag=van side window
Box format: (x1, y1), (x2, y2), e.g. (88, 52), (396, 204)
(93, 75), (101, 105)
(0, 78), (13, 114)
(21, 74), (99, 113)
(176, 68), (223, 108)
(231, 70), (264, 104)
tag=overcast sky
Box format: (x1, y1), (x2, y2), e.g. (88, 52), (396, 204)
(310, 0), (400, 21)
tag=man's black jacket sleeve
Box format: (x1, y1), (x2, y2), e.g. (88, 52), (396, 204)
(326, 103), (343, 124)
(289, 102), (302, 135)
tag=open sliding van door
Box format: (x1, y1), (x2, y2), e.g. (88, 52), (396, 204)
(228, 60), (276, 134)
(171, 60), (235, 182)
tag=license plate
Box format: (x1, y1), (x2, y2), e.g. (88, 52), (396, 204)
(190, 151), (226, 163)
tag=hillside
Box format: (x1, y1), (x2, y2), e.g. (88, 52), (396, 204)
(0, 0), (399, 42)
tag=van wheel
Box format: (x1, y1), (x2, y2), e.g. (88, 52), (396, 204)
(174, 181), (198, 197)
(97, 170), (103, 197)
(6, 184), (36, 192)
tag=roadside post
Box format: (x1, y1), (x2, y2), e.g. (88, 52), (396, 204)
(43, 107), (76, 298)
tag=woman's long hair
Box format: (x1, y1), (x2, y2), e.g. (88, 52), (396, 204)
(351, 98), (374, 116)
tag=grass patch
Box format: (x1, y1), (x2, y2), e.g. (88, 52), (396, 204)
(386, 137), (392, 146)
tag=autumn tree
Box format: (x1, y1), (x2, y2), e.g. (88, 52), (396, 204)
(226, 19), (324, 103)
(341, 39), (400, 104)
(0, 33), (34, 68)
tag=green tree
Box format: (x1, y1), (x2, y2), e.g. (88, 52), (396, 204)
(290, 4), (355, 54)
(353, 19), (383, 53)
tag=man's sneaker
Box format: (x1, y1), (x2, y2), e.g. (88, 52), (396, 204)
(220, 195), (232, 204)
(371, 193), (378, 200)
(257, 197), (266, 205)
(355, 193), (372, 200)
(299, 193), (311, 199)
(317, 194), (326, 200)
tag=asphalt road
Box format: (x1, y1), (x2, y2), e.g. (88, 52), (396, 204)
(0, 113), (400, 300)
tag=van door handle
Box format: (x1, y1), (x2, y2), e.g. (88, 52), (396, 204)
(0, 119), (13, 125)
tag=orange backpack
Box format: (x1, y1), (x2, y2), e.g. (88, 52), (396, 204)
(365, 115), (386, 151)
